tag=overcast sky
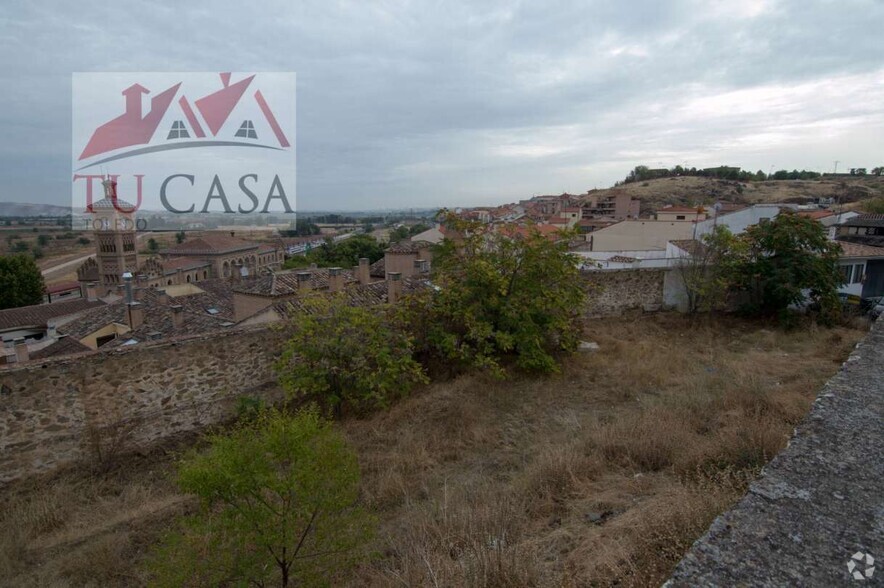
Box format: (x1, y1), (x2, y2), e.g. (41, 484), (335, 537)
(1, 0), (882, 211)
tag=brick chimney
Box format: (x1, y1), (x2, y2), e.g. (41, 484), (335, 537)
(357, 257), (371, 284)
(170, 304), (184, 328)
(13, 338), (29, 363)
(84, 282), (99, 302)
(156, 288), (169, 305)
(297, 272), (312, 291)
(127, 302), (144, 330)
(387, 272), (403, 304)
(328, 267), (344, 292)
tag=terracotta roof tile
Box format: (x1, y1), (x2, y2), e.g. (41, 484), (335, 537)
(0, 298), (105, 331)
(836, 241), (884, 258)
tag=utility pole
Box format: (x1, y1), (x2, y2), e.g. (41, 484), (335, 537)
(833, 160), (840, 175)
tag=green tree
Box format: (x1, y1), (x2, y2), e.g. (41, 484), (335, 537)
(276, 294), (427, 415)
(403, 214), (586, 375)
(729, 211), (843, 324)
(0, 254), (45, 309)
(12, 241), (29, 253)
(408, 223), (430, 236)
(77, 237), (91, 246)
(37, 234), (50, 247)
(147, 238), (159, 253)
(147, 408), (374, 588)
(388, 226), (409, 242)
(862, 197), (884, 214)
(674, 226), (743, 314)
(175, 230), (186, 244)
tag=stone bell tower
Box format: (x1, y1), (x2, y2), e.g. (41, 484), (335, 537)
(91, 178), (139, 293)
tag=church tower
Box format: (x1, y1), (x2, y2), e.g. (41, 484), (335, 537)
(88, 178), (139, 294)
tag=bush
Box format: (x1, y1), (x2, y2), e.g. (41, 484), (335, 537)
(146, 408), (375, 587)
(402, 213), (586, 375)
(276, 294), (427, 415)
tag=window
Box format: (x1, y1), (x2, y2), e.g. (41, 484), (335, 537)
(235, 120), (258, 139)
(676, 215), (686, 220)
(853, 263), (864, 284)
(95, 333), (116, 348)
(840, 265), (852, 283)
(167, 120), (190, 139)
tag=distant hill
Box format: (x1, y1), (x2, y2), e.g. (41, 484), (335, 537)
(586, 175), (884, 215)
(0, 202), (71, 217)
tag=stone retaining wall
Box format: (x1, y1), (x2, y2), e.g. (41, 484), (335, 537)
(0, 327), (284, 485)
(667, 319), (883, 586)
(582, 269), (665, 316)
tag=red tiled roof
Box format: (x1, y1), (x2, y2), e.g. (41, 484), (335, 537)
(0, 298), (105, 331)
(30, 336), (91, 360)
(46, 281), (81, 294)
(836, 241), (884, 258)
(797, 210), (835, 220)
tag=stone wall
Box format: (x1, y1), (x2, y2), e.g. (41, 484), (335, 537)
(667, 320), (883, 586)
(0, 327), (284, 485)
(582, 269), (665, 316)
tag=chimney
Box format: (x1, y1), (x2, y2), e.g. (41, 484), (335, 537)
(328, 267), (344, 292)
(387, 272), (403, 304)
(357, 257), (371, 284)
(13, 338), (29, 363)
(297, 272), (312, 291)
(133, 286), (144, 302)
(122, 272), (134, 304)
(170, 305), (184, 328)
(47, 321), (58, 339)
(156, 288), (169, 305)
(85, 282), (99, 302)
(127, 302), (144, 330)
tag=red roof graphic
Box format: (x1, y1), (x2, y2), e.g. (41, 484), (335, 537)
(78, 73), (291, 160)
(79, 83), (181, 160)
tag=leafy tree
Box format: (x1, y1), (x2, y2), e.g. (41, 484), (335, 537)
(175, 230), (186, 244)
(12, 241), (29, 253)
(283, 234), (384, 270)
(276, 294), (427, 415)
(311, 234), (384, 267)
(728, 212), (843, 323)
(388, 225), (410, 242)
(0, 254), (45, 309)
(282, 255), (311, 270)
(147, 238), (159, 253)
(403, 213), (586, 375)
(408, 223), (431, 236)
(37, 234), (50, 247)
(674, 226), (743, 314)
(77, 237), (91, 246)
(147, 408), (374, 588)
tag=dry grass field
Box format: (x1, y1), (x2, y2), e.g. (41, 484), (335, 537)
(0, 314), (866, 587)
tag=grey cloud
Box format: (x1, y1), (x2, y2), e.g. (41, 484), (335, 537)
(0, 0), (882, 209)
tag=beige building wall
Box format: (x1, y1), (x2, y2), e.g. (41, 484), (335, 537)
(588, 221), (695, 251)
